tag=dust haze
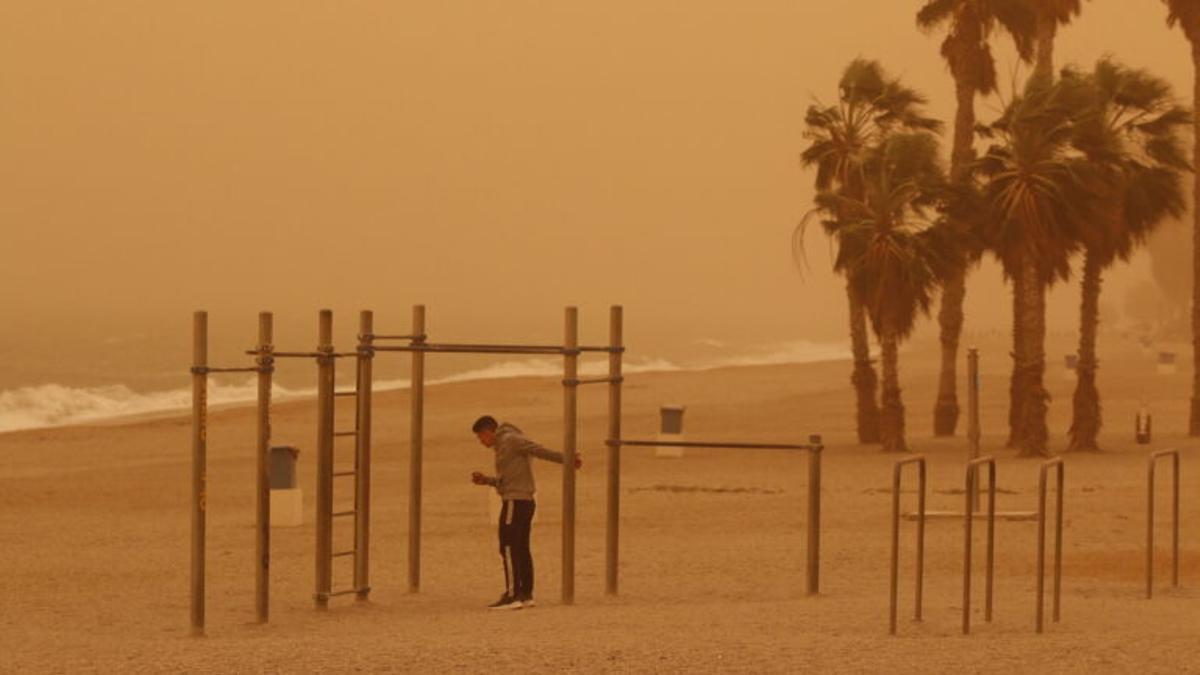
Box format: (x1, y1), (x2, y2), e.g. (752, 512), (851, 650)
(0, 2), (1192, 383)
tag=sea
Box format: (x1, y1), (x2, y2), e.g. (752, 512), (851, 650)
(0, 325), (850, 433)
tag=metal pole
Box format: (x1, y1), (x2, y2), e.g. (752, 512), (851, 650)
(984, 461), (995, 623)
(355, 310), (374, 600)
(1053, 462), (1064, 623)
(408, 305), (426, 593)
(605, 305), (622, 596)
(1147, 456), (1155, 599)
(916, 459), (925, 621)
(1037, 463), (1048, 633)
(889, 461), (902, 635)
(255, 312), (273, 623)
(315, 310), (334, 609)
(806, 437), (822, 596)
(890, 456), (926, 635)
(562, 306), (578, 605)
(1172, 453), (1180, 588)
(967, 348), (981, 512)
(963, 464), (974, 635)
(191, 311), (207, 636)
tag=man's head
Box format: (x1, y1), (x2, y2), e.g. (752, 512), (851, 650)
(472, 415), (498, 447)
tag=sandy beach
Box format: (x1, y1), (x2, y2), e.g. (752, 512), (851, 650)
(2, 334), (1198, 673)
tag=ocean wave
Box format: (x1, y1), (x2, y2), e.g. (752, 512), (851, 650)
(0, 342), (843, 433)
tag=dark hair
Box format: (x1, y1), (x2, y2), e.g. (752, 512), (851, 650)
(472, 415), (498, 433)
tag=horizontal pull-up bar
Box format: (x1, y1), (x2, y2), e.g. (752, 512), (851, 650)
(244, 350), (358, 359)
(191, 366), (268, 375)
(606, 438), (823, 452)
(369, 342), (623, 355)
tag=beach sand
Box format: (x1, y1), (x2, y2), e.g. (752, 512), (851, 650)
(2, 334), (1198, 673)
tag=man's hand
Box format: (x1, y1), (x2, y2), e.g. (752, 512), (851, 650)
(574, 456), (583, 470)
(471, 471), (489, 485)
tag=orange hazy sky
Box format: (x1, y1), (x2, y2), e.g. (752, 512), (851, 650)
(0, 1), (1192, 353)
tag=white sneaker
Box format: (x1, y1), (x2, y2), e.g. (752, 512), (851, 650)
(518, 597), (536, 608)
(487, 595), (523, 611)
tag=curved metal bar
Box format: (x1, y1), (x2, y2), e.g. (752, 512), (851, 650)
(1147, 448), (1181, 599)
(1037, 458), (1065, 633)
(963, 456), (996, 635)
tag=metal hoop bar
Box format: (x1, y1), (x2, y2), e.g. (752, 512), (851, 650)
(1036, 458), (1064, 633)
(890, 455), (926, 635)
(1147, 448), (1181, 599)
(963, 456), (997, 635)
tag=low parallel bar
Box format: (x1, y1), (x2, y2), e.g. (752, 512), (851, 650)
(371, 344), (568, 356)
(333, 510), (356, 518)
(890, 455), (926, 636)
(333, 551), (356, 558)
(195, 366), (262, 374)
(1037, 458), (1065, 633)
(607, 439), (822, 451)
(366, 334), (425, 341)
(565, 376), (624, 386)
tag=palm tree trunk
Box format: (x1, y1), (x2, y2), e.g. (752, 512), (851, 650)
(848, 283), (881, 444)
(1190, 41), (1200, 436)
(1033, 10), (1056, 85)
(1007, 268), (1026, 448)
(933, 76), (976, 437)
(1068, 250), (1103, 452)
(879, 329), (907, 453)
(1018, 252), (1051, 457)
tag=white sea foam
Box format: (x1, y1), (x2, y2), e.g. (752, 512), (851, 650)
(0, 343), (842, 434)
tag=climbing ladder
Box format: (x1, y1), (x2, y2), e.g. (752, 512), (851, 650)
(314, 310), (373, 608)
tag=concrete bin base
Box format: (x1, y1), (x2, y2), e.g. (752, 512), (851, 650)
(655, 432), (685, 458)
(270, 488), (303, 527)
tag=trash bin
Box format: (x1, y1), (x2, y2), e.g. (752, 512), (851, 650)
(269, 446), (303, 527)
(656, 405), (686, 458)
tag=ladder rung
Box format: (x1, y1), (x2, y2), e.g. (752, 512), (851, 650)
(334, 431), (357, 437)
(334, 391), (357, 397)
(333, 471), (357, 478)
(333, 550), (357, 558)
(327, 589), (360, 598)
(333, 510), (356, 518)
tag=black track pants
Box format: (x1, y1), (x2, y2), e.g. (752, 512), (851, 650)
(499, 499), (536, 599)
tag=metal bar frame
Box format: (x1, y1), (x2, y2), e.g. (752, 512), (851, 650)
(314, 310), (335, 608)
(963, 456), (997, 635)
(605, 306), (622, 596)
(1146, 448), (1181, 599)
(355, 310), (373, 600)
(408, 305), (426, 593)
(191, 312), (207, 636)
(562, 307), (578, 604)
(254, 312), (273, 623)
(1036, 458), (1064, 633)
(605, 435), (824, 596)
(889, 455), (926, 635)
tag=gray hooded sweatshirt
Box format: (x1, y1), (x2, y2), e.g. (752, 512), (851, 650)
(485, 422), (564, 500)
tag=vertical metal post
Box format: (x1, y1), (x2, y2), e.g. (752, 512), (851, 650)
(255, 312), (273, 623)
(967, 348), (981, 512)
(806, 437), (822, 596)
(355, 310), (374, 600)
(408, 305), (426, 593)
(1171, 453), (1180, 589)
(315, 309), (334, 609)
(916, 459), (926, 621)
(562, 306), (578, 605)
(190, 311), (207, 636)
(605, 305), (623, 596)
(1147, 456), (1155, 599)
(963, 465), (974, 635)
(1053, 462), (1064, 623)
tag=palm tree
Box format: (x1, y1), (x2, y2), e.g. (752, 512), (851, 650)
(917, 0), (1036, 437)
(1162, 0), (1200, 436)
(799, 59), (942, 444)
(813, 133), (950, 452)
(1062, 59), (1191, 452)
(975, 82), (1101, 457)
(1033, 0), (1085, 83)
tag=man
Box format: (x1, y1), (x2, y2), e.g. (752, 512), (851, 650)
(470, 415), (581, 610)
